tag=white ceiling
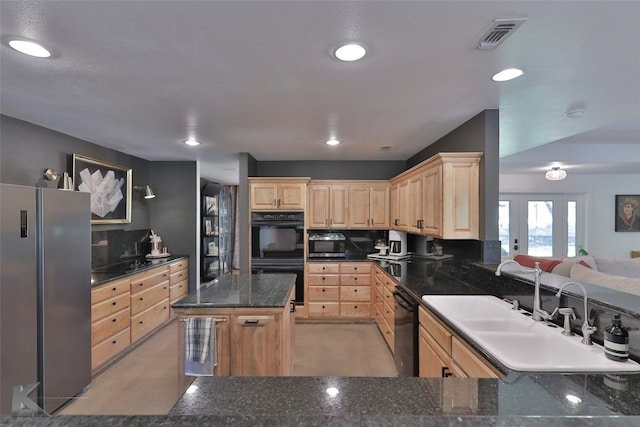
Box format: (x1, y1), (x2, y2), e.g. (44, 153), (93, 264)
(1, 1), (639, 184)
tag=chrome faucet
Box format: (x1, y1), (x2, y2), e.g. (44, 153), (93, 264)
(495, 259), (554, 322)
(555, 282), (597, 345)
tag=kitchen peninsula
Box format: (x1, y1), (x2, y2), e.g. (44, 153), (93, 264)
(171, 273), (296, 394)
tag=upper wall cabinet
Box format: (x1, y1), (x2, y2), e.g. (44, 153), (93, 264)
(390, 153), (482, 239)
(307, 181), (389, 229)
(249, 178), (309, 211)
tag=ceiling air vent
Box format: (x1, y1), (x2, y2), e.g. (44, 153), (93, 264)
(474, 17), (527, 50)
(379, 145), (393, 151)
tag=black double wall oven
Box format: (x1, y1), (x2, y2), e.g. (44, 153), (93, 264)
(251, 212), (305, 305)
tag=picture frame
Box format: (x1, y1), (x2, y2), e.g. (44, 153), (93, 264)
(73, 153), (132, 224)
(205, 196), (218, 215)
(615, 194), (640, 232)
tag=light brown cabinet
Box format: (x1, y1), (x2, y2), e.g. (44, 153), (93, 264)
(175, 285), (295, 388)
(90, 258), (188, 372)
(307, 183), (348, 228)
(348, 183), (390, 229)
(373, 265), (395, 352)
(418, 305), (502, 378)
(306, 262), (372, 319)
(390, 153), (481, 239)
(249, 178), (308, 211)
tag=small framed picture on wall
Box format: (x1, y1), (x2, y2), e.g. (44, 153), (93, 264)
(615, 195), (640, 232)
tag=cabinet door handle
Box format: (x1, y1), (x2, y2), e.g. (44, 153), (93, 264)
(442, 367), (453, 378)
(244, 320), (260, 325)
(290, 300), (296, 313)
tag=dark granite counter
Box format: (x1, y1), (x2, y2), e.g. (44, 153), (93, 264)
(90, 255), (187, 286)
(171, 273), (296, 309)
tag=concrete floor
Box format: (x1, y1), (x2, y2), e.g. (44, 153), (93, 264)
(58, 319), (397, 415)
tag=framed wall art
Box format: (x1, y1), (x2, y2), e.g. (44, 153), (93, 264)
(73, 154), (132, 224)
(615, 195), (640, 232)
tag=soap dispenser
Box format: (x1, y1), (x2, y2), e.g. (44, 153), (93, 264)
(604, 314), (629, 362)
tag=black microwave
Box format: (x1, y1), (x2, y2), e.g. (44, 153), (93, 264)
(308, 233), (346, 258)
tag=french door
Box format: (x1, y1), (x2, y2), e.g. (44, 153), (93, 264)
(499, 194), (585, 259)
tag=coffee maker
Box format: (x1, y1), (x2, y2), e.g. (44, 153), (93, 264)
(388, 230), (408, 257)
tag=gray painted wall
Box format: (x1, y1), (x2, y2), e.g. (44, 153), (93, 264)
(1, 115), (152, 231)
(256, 161), (406, 180)
(150, 161), (199, 292)
(407, 110), (499, 241)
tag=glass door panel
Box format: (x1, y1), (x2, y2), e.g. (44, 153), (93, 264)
(527, 200), (554, 257)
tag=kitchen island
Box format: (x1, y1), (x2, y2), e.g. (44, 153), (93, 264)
(171, 273), (296, 395)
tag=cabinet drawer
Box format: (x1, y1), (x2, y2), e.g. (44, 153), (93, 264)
(340, 263), (371, 274)
(419, 306), (452, 355)
(92, 327), (130, 371)
(91, 307), (130, 347)
(307, 263), (340, 274)
(308, 286), (340, 301)
(451, 337), (500, 378)
(340, 302), (371, 317)
(130, 268), (170, 294)
(308, 302), (340, 317)
(170, 269), (188, 286)
(340, 274), (370, 286)
(169, 259), (188, 274)
(131, 282), (169, 316)
(383, 300), (395, 327)
(382, 285), (395, 306)
(340, 286), (371, 301)
(170, 279), (188, 302)
(92, 292), (130, 322)
(307, 274), (339, 286)
(131, 298), (170, 343)
(91, 278), (130, 305)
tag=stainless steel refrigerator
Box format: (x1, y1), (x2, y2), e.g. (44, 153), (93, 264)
(1, 184), (91, 415)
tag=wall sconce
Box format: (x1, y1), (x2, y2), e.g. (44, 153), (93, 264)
(134, 185), (156, 199)
(545, 167), (567, 181)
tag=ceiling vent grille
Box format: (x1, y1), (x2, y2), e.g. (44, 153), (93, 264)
(474, 18), (527, 50)
(379, 145), (393, 151)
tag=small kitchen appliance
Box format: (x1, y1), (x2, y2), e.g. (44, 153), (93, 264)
(367, 230), (410, 260)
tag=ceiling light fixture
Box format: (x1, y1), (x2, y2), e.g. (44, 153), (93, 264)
(326, 138), (340, 146)
(566, 109), (585, 119)
(334, 43), (366, 62)
(184, 138), (200, 146)
(8, 39), (51, 58)
(545, 167), (567, 181)
(492, 68), (524, 82)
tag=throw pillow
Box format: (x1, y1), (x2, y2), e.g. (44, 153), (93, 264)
(551, 262), (575, 277)
(570, 264), (640, 296)
(513, 254), (561, 272)
(594, 257), (640, 278)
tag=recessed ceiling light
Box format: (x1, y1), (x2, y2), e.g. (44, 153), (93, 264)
(184, 138), (200, 146)
(326, 138), (340, 146)
(334, 43), (366, 62)
(492, 68), (524, 82)
(8, 39), (51, 58)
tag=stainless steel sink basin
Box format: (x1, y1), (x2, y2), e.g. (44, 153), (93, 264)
(422, 295), (640, 373)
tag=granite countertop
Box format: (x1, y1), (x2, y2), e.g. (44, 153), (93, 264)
(171, 273), (296, 309)
(90, 255), (187, 286)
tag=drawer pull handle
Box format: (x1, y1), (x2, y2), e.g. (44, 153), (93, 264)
(322, 305), (325, 309)
(354, 305), (358, 309)
(112, 302), (117, 306)
(164, 306), (167, 309)
(112, 340), (117, 344)
(244, 320), (260, 325)
(322, 288), (326, 292)
(139, 283), (143, 287)
(112, 318), (116, 323)
(112, 287), (116, 291)
(139, 297), (143, 301)
(322, 267), (326, 270)
(322, 277), (325, 281)
(139, 321), (143, 324)
(354, 267), (358, 271)
(354, 277), (358, 281)
(354, 289), (358, 292)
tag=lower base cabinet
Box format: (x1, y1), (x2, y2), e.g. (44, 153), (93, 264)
(418, 305), (502, 378)
(175, 286), (296, 395)
(90, 258), (188, 372)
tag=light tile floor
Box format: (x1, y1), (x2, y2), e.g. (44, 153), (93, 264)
(58, 320), (397, 415)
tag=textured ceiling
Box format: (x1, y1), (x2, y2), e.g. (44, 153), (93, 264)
(1, 1), (639, 184)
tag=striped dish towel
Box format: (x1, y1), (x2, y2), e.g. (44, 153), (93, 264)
(184, 317), (215, 363)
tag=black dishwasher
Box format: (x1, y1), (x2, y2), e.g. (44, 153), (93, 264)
(393, 286), (419, 377)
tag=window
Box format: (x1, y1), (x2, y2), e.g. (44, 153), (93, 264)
(499, 194), (586, 258)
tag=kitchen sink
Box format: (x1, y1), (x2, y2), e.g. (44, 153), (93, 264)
(421, 295), (640, 373)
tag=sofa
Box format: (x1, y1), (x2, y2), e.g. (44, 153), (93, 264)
(513, 254), (640, 296)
